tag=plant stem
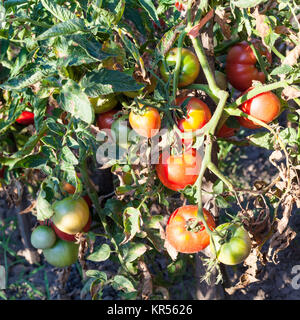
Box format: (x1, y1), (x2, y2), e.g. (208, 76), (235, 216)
(172, 31), (187, 101)
(190, 36), (220, 96)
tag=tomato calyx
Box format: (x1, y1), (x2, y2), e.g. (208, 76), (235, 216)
(185, 218), (205, 233)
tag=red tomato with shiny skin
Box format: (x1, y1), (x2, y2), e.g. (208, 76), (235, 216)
(156, 149), (201, 191)
(16, 111), (34, 125)
(97, 109), (119, 130)
(176, 97), (212, 132)
(166, 205), (215, 253)
(238, 88), (281, 129)
(226, 41), (272, 92)
(129, 105), (161, 138)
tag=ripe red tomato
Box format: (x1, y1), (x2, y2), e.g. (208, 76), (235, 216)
(43, 239), (79, 268)
(0, 166), (5, 179)
(129, 105), (161, 138)
(225, 41), (272, 92)
(210, 223), (251, 265)
(175, 1), (185, 11)
(160, 48), (200, 88)
(176, 97), (212, 132)
(156, 148), (201, 191)
(238, 88), (281, 129)
(16, 111), (34, 125)
(216, 120), (240, 138)
(166, 205), (215, 253)
(51, 197), (90, 235)
(97, 109), (119, 130)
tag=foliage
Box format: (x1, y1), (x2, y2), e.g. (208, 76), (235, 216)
(0, 0), (299, 300)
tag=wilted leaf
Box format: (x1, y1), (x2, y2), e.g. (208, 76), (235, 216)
(215, 8), (231, 39)
(138, 260), (153, 300)
(112, 275), (136, 293)
(281, 86), (300, 101)
(252, 7), (270, 42)
(282, 44), (300, 66)
(87, 244), (111, 262)
(120, 207), (141, 245)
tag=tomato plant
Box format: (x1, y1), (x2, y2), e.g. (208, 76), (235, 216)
(156, 149), (201, 191)
(166, 205), (215, 253)
(210, 223), (252, 265)
(160, 48), (200, 88)
(0, 0), (299, 302)
(225, 41), (272, 92)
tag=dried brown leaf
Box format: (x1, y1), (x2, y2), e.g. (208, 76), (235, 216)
(164, 238), (178, 261)
(215, 8), (231, 39)
(282, 44), (300, 66)
(138, 260), (153, 300)
(252, 8), (270, 42)
(188, 9), (214, 39)
(281, 86), (300, 101)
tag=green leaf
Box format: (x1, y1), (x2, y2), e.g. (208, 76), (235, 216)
(114, 0), (126, 24)
(0, 65), (56, 90)
(138, 0), (159, 26)
(37, 19), (87, 40)
(121, 207), (141, 245)
(13, 154), (48, 169)
(61, 146), (79, 165)
(85, 270), (107, 282)
(270, 64), (293, 76)
(41, 0), (77, 22)
(36, 192), (54, 221)
(87, 244), (111, 262)
(58, 79), (94, 124)
(81, 69), (143, 97)
(213, 180), (225, 194)
(215, 195), (231, 209)
(71, 35), (114, 62)
(3, 0), (27, 9)
(123, 242), (148, 263)
(248, 131), (274, 150)
(111, 275), (136, 293)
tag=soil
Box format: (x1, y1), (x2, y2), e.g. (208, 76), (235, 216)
(0, 123), (300, 301)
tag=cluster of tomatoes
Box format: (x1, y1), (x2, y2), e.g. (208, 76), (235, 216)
(30, 193), (91, 267)
(26, 38), (281, 267)
(94, 40), (281, 265)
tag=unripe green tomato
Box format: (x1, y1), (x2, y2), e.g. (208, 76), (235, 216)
(111, 118), (130, 150)
(31, 226), (56, 250)
(89, 94), (118, 114)
(160, 48), (200, 88)
(215, 71), (227, 91)
(210, 223), (252, 265)
(43, 239), (79, 268)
